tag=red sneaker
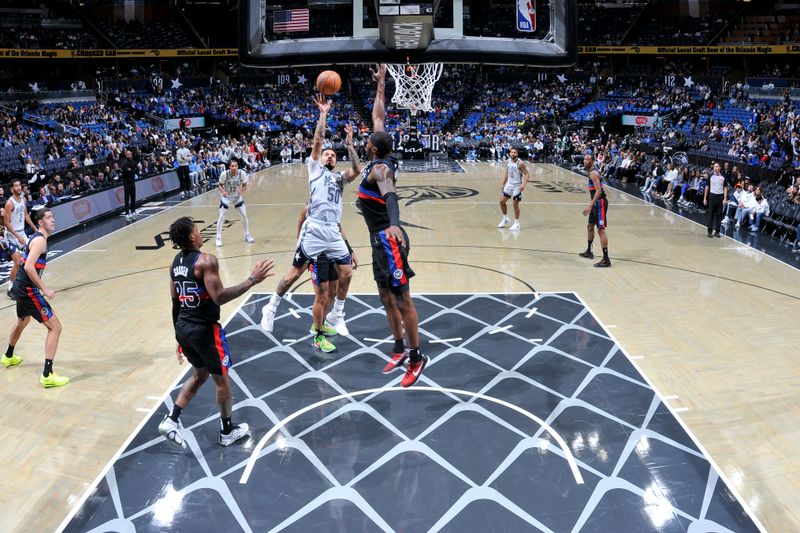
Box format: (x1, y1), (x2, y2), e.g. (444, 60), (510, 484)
(382, 350), (408, 374)
(401, 355), (428, 388)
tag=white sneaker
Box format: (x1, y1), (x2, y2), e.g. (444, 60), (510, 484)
(510, 221), (521, 231)
(497, 216), (510, 228)
(244, 234), (255, 243)
(261, 304), (276, 332)
(325, 312), (349, 336)
(158, 416), (188, 449)
(722, 216), (730, 224)
(219, 423), (249, 447)
(735, 222), (741, 229)
(215, 236), (223, 247)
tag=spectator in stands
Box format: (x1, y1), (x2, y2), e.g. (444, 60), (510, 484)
(749, 187), (770, 232)
(722, 182), (744, 225)
(734, 184), (757, 229)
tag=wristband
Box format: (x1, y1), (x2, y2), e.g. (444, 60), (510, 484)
(383, 191), (401, 227)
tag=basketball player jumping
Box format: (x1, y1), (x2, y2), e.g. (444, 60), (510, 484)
(261, 97), (360, 353)
(579, 154), (611, 267)
(215, 159), (255, 247)
(357, 64), (427, 387)
(4, 179), (37, 249)
(160, 217), (275, 448)
(497, 147), (530, 231)
(2, 208), (69, 387)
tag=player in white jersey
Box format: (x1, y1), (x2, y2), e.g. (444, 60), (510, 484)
(4, 179), (36, 249)
(497, 147), (531, 231)
(215, 159), (254, 246)
(261, 95), (361, 352)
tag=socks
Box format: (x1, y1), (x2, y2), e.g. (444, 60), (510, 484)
(587, 240), (593, 253)
(5, 344), (13, 358)
(409, 347), (422, 364)
(216, 206), (226, 239)
(169, 404), (183, 423)
(220, 416), (233, 435)
(237, 204), (250, 236)
(393, 338), (405, 354)
(332, 298), (345, 315)
(43, 358), (53, 377)
(269, 293), (282, 307)
(602, 247), (609, 260)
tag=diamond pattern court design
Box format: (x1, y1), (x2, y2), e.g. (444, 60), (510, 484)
(63, 293), (760, 533)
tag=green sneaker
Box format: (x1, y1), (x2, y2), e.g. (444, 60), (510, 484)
(40, 372), (70, 388)
(312, 334), (336, 353)
(1, 354), (22, 368)
(309, 321), (337, 337)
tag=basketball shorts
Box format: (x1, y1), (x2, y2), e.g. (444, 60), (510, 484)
(295, 218), (351, 265)
(174, 320), (232, 376)
(0, 238), (18, 263)
(370, 227), (415, 293)
(502, 185), (522, 201)
(589, 197), (609, 229)
(6, 230), (28, 249)
(308, 253), (339, 286)
(14, 285), (54, 323)
(219, 195), (243, 209)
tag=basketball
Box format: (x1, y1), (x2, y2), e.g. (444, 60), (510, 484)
(316, 70), (342, 95)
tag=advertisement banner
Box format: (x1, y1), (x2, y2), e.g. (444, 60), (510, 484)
(622, 114), (658, 126)
(516, 0), (536, 33)
(0, 48), (237, 59)
(51, 171), (179, 235)
(578, 45), (800, 55)
(164, 117), (206, 130)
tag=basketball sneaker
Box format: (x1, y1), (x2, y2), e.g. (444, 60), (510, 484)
(509, 220), (521, 231)
(578, 251), (594, 259)
(1, 354), (22, 368)
(40, 372), (69, 388)
(401, 355), (428, 387)
(309, 322), (337, 336)
(6, 288), (14, 300)
(219, 423), (249, 447)
(313, 334), (335, 353)
(158, 416), (188, 449)
(215, 236), (223, 247)
(594, 258), (612, 268)
(261, 304), (276, 332)
(244, 234), (255, 243)
(382, 349), (408, 374)
(497, 215), (510, 228)
(325, 312), (349, 336)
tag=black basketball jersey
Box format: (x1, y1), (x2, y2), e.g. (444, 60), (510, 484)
(587, 172), (607, 201)
(357, 158), (399, 234)
(170, 250), (219, 325)
(15, 232), (47, 294)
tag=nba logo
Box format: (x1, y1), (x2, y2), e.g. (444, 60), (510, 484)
(517, 0), (536, 33)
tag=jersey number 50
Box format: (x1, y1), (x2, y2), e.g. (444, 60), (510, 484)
(327, 187), (341, 203)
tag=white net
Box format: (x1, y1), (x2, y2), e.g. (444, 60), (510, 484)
(386, 62), (443, 114)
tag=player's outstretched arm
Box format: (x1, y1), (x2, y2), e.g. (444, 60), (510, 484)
(371, 64), (387, 133)
(343, 123), (361, 182)
(310, 94), (331, 161)
(201, 254), (275, 306)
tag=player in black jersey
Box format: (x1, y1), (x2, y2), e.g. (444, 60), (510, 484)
(160, 217), (275, 449)
(579, 154), (611, 267)
(356, 64), (427, 387)
(2, 208), (69, 386)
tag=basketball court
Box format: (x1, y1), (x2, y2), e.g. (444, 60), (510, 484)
(0, 161), (796, 532)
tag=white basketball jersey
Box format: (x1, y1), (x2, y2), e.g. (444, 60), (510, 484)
(507, 159), (522, 187)
(219, 169), (247, 197)
(306, 158), (345, 224)
(9, 196), (25, 232)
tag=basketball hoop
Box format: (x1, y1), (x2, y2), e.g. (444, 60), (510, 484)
(386, 62), (443, 114)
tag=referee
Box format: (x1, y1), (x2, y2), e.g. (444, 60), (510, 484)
(704, 162), (728, 238)
(121, 150), (137, 221)
(176, 140), (192, 199)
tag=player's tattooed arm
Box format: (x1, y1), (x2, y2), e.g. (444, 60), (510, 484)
(201, 254), (276, 306)
(519, 161), (530, 191)
(374, 164), (404, 245)
(343, 123), (361, 182)
(310, 94), (331, 161)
